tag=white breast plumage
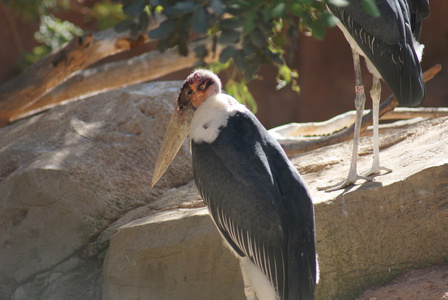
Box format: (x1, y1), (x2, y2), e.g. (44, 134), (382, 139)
(189, 93), (246, 143)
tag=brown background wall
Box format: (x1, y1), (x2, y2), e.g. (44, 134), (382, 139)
(1, 1), (447, 129)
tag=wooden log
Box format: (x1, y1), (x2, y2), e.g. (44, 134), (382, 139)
(0, 16), (164, 127)
(9, 37), (218, 123)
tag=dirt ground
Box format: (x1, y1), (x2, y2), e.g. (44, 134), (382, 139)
(357, 264), (448, 300)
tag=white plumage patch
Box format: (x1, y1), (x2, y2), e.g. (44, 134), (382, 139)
(412, 34), (424, 62)
(189, 93), (247, 143)
(239, 257), (278, 300)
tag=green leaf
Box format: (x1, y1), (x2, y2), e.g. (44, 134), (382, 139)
(166, 31), (181, 48)
(193, 59), (206, 68)
(164, 2), (198, 17)
(361, 0), (380, 17)
(271, 3), (286, 18)
(219, 29), (240, 44)
(173, 1), (199, 13)
(290, 3), (303, 17)
(243, 61), (259, 81)
(321, 12), (339, 28)
(327, 0), (349, 7)
(219, 45), (235, 63)
(242, 37), (256, 59)
(156, 37), (169, 52)
(310, 19), (325, 40)
(225, 80), (257, 113)
(177, 14), (193, 34)
(249, 28), (267, 48)
(261, 6), (271, 22)
(192, 7), (208, 34)
(239, 81), (258, 113)
(194, 44), (208, 59)
(206, 13), (217, 28)
(178, 39), (189, 56)
(211, 0), (224, 14)
(137, 12), (150, 33)
(257, 19), (273, 34)
(148, 20), (175, 39)
(265, 49), (284, 65)
(122, 0), (146, 17)
(220, 18), (243, 30)
(130, 21), (139, 39)
(231, 0), (255, 10)
(299, 0), (315, 4)
(276, 64), (300, 92)
(114, 19), (133, 33)
(243, 12), (256, 35)
(209, 60), (232, 75)
(150, 0), (161, 6)
(233, 50), (246, 71)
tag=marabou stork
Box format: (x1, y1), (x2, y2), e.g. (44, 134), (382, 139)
(152, 69), (317, 300)
(322, 0), (430, 190)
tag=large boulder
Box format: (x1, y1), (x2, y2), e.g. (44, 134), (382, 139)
(102, 116), (448, 299)
(301, 117), (448, 298)
(1, 79), (447, 299)
(0, 81), (193, 299)
(103, 207), (243, 300)
(356, 264), (448, 299)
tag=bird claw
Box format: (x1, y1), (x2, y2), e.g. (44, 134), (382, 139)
(317, 174), (372, 192)
(361, 166), (392, 177)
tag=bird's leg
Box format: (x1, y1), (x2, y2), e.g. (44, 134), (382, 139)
(239, 259), (258, 300)
(362, 75), (392, 176)
(319, 50), (371, 192)
(244, 286), (256, 300)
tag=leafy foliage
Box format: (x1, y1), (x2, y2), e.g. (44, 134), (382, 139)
(5, 0), (126, 66)
(112, 0), (349, 109)
(29, 15), (83, 62)
(226, 79), (258, 112)
(6, 0), (379, 111)
(4, 0), (71, 22)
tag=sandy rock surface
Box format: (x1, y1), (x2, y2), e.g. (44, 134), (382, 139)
(0, 81), (193, 299)
(357, 264), (448, 300)
(1, 81), (447, 299)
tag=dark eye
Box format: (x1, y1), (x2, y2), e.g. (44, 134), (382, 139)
(185, 88), (193, 96)
(198, 81), (207, 91)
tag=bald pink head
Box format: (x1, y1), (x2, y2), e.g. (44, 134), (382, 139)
(177, 69), (222, 109)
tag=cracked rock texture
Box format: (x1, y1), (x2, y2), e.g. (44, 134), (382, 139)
(0, 81), (192, 299)
(102, 116), (448, 300)
(357, 264), (448, 300)
(298, 117), (448, 299)
(1, 81), (447, 300)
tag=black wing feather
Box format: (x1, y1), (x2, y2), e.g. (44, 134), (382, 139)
(328, 0), (428, 106)
(407, 0), (429, 39)
(192, 111), (316, 299)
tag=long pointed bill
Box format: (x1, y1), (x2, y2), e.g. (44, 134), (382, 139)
(151, 105), (195, 187)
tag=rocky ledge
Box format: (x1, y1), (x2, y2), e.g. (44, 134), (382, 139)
(0, 82), (447, 300)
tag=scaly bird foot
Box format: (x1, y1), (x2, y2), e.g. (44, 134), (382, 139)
(361, 166), (392, 177)
(318, 173), (371, 192)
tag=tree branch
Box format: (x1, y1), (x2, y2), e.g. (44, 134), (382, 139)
(8, 37), (218, 123)
(0, 16), (164, 126)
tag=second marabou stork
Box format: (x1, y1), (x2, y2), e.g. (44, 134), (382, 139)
(322, 0), (430, 191)
(152, 69), (317, 300)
